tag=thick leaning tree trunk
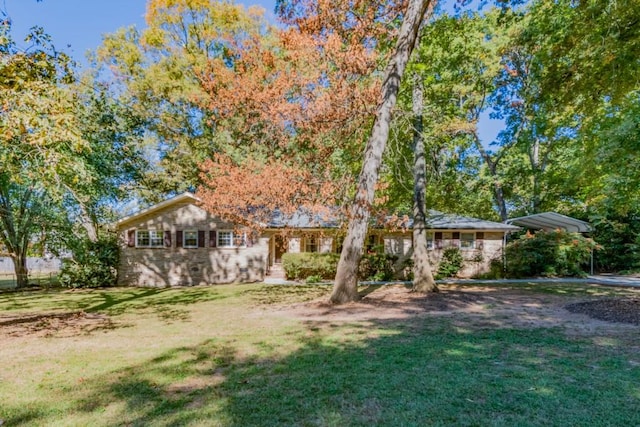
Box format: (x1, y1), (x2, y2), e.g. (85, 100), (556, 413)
(411, 74), (437, 293)
(330, 0), (434, 304)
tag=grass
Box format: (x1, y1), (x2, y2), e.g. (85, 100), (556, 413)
(0, 283), (639, 426)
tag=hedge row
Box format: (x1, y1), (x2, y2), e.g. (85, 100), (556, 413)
(281, 249), (399, 282)
(281, 253), (340, 280)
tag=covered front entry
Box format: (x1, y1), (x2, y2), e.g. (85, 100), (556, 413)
(274, 235), (286, 263)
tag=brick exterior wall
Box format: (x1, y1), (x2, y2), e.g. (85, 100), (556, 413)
(381, 231), (505, 278)
(118, 201), (269, 287)
(270, 230), (505, 279)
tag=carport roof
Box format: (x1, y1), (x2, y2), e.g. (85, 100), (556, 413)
(506, 212), (591, 233)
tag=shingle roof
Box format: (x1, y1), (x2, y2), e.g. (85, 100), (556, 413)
(267, 209), (342, 228)
(267, 208), (519, 231)
(406, 210), (521, 231)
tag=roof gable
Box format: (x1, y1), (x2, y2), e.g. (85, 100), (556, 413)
(116, 192), (200, 229)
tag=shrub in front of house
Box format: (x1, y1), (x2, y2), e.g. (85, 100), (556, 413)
(59, 235), (119, 288)
(281, 253), (340, 280)
(358, 246), (398, 281)
(475, 258), (506, 279)
(505, 230), (598, 278)
(436, 247), (464, 279)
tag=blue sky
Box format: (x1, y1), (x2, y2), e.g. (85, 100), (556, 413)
(2, 0), (277, 63)
(2, 0), (500, 144)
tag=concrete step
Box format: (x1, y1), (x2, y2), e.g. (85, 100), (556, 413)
(267, 264), (286, 279)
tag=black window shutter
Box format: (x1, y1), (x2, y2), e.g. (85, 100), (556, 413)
(198, 230), (205, 248)
(476, 232), (484, 240)
(164, 231), (172, 247)
(128, 230), (135, 247)
(452, 232), (460, 239)
(209, 230), (217, 248)
(176, 230), (183, 248)
(476, 232), (484, 249)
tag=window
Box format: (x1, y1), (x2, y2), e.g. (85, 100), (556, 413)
(136, 230), (164, 247)
(426, 232), (434, 249)
(218, 230), (246, 248)
(183, 230), (198, 248)
(305, 236), (318, 253)
(460, 232), (475, 250)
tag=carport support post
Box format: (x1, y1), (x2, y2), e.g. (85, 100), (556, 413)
(502, 233), (507, 272)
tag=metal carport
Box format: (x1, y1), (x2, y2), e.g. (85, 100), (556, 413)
(506, 212), (593, 273)
(506, 212), (591, 233)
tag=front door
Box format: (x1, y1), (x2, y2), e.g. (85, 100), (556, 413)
(274, 235), (286, 263)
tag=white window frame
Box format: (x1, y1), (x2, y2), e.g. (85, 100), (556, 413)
(183, 230), (198, 248)
(136, 230), (164, 248)
(217, 230), (246, 248)
(460, 232), (475, 250)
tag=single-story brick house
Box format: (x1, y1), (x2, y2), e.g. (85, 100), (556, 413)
(115, 192), (519, 286)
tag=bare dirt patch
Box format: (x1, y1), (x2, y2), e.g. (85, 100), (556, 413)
(0, 311), (114, 338)
(272, 284), (640, 333)
(566, 299), (640, 325)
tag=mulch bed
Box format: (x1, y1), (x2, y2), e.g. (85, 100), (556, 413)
(565, 299), (640, 325)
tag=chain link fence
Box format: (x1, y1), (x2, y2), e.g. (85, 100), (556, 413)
(0, 272), (59, 290)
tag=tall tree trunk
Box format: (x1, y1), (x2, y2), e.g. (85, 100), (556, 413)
(411, 74), (437, 293)
(331, 0), (434, 304)
(473, 137), (509, 222)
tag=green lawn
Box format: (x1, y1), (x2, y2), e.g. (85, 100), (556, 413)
(0, 283), (638, 426)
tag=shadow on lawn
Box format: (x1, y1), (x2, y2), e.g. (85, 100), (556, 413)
(7, 315), (640, 426)
(0, 287), (234, 335)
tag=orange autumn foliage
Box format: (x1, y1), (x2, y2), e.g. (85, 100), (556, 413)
(198, 153), (341, 229)
(196, 0), (409, 226)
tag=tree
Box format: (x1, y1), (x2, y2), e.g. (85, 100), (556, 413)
(94, 0), (278, 199)
(520, 0), (640, 115)
(0, 23), (87, 286)
(0, 18), (145, 286)
(0, 182), (50, 287)
(198, 0), (403, 232)
(65, 78), (147, 241)
(410, 74), (437, 292)
(412, 11), (513, 220)
(487, 0), (640, 218)
(331, 0), (436, 304)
